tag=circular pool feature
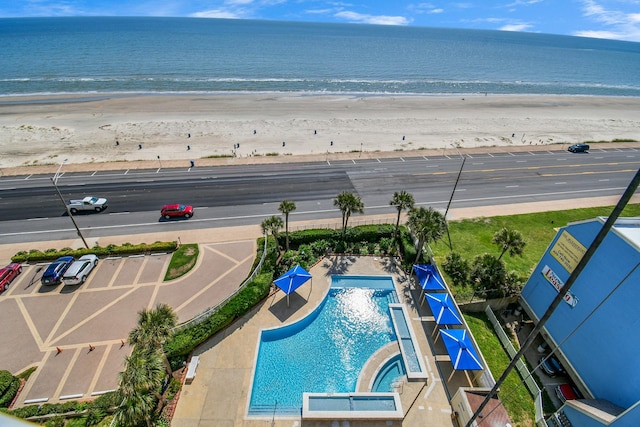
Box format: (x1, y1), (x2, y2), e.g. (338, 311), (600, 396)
(372, 354), (407, 392)
(249, 275), (398, 416)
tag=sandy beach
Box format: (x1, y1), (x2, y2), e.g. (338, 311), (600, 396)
(1, 93), (639, 172)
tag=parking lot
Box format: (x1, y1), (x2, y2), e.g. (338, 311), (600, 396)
(0, 240), (255, 406)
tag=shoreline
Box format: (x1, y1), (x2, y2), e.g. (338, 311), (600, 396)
(1, 92), (638, 171)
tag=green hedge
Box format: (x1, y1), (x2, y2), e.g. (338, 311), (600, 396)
(2, 391), (120, 420)
(11, 241), (178, 263)
(0, 370), (14, 397)
(0, 371), (19, 408)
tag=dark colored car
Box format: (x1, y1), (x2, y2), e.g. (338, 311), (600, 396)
(540, 354), (564, 377)
(555, 383), (582, 403)
(41, 256), (75, 285)
(0, 263), (22, 292)
(161, 204), (194, 220)
(568, 143), (590, 153)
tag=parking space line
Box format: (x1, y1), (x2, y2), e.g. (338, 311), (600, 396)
(87, 343), (116, 396)
(16, 297), (45, 349)
(53, 347), (82, 400)
(107, 259), (126, 288)
(52, 287), (139, 344)
(45, 292), (80, 346)
(133, 256), (149, 285)
(147, 282), (161, 311)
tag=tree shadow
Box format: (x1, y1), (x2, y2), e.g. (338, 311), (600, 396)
(322, 255), (356, 276)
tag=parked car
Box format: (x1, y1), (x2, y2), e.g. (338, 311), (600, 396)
(568, 143), (590, 153)
(67, 196), (108, 214)
(41, 256), (75, 285)
(0, 263), (22, 292)
(555, 383), (582, 403)
(539, 354), (564, 377)
(161, 204), (194, 219)
(63, 254), (98, 285)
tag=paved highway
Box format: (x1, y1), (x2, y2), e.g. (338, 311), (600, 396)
(0, 147), (638, 244)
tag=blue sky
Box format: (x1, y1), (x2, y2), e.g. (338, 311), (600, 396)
(2, 0), (640, 42)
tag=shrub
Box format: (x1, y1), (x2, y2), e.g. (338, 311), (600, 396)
(443, 252), (470, 287)
(0, 370), (14, 396)
(11, 241), (178, 263)
(0, 376), (19, 408)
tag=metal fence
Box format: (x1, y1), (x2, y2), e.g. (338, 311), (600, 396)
(173, 234), (268, 332)
(484, 306), (547, 426)
(289, 217), (396, 232)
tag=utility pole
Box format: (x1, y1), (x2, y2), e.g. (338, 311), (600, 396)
(465, 167), (640, 427)
(52, 160), (90, 249)
(445, 145), (465, 250)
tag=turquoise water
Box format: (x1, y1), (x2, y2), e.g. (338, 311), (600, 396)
(249, 276), (398, 415)
(372, 354), (406, 392)
(2, 17), (639, 96)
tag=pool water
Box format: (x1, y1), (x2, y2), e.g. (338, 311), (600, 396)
(249, 276), (398, 415)
(372, 354), (407, 392)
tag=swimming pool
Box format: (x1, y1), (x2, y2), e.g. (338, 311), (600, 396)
(372, 354), (406, 392)
(248, 275), (399, 416)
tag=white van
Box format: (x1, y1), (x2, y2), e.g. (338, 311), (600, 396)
(63, 254), (98, 285)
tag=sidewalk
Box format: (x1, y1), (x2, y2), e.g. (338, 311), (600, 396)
(2, 194), (635, 264)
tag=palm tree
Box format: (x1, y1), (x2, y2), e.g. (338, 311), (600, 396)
(492, 228), (526, 260)
(278, 200), (296, 251)
(114, 348), (165, 427)
(389, 190), (415, 241)
(261, 215), (284, 249)
(128, 303), (177, 375)
(407, 206), (447, 263)
(333, 191), (364, 238)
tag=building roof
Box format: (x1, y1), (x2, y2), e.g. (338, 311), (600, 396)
(464, 390), (513, 427)
(610, 217), (640, 250)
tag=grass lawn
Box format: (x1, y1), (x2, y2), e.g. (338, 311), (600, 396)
(465, 312), (536, 427)
(431, 203), (640, 290)
(164, 243), (199, 281)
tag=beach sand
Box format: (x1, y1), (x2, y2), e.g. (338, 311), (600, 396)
(1, 93), (639, 173)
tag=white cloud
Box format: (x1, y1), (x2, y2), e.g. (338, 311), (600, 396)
(225, 0), (253, 5)
(578, 0), (640, 41)
(429, 8), (444, 14)
(191, 9), (244, 19)
(500, 23), (533, 32)
(334, 11), (410, 25)
(505, 0), (543, 6)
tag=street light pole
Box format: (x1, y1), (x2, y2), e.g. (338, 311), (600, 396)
(52, 160), (90, 249)
(444, 145), (466, 250)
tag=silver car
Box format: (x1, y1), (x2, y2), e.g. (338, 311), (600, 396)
(62, 254), (98, 285)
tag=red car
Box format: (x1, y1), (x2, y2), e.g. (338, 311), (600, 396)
(555, 384), (582, 403)
(161, 204), (194, 220)
(0, 263), (22, 292)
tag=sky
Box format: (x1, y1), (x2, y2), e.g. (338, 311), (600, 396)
(2, 0), (640, 42)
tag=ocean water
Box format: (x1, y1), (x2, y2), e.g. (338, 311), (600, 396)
(1, 16), (640, 97)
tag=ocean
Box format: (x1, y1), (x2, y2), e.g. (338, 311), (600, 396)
(1, 16), (640, 97)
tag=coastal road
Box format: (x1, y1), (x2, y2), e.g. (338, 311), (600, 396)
(0, 147), (638, 244)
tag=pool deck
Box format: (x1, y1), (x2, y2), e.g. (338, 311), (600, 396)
(171, 255), (463, 427)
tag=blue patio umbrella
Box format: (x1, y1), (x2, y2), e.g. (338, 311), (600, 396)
(440, 329), (483, 370)
(273, 265), (312, 306)
(413, 264), (446, 292)
(424, 293), (462, 325)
